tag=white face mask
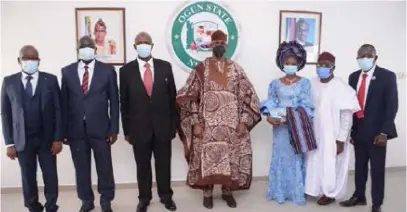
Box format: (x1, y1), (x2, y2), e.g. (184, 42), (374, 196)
(78, 47), (95, 61)
(136, 44), (152, 58)
(21, 60), (39, 74)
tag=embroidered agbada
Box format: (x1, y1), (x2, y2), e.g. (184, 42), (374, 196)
(305, 77), (360, 198)
(177, 57), (261, 190)
(286, 106), (317, 154)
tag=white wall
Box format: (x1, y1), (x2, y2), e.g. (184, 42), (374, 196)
(1, 1), (405, 188)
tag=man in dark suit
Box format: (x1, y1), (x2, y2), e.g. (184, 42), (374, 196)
(61, 36), (119, 212)
(340, 44), (398, 212)
(120, 32), (178, 212)
(1, 45), (63, 212)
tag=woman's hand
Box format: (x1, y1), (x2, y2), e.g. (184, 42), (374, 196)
(266, 116), (281, 126)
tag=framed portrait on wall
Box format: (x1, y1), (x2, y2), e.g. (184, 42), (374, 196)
(279, 10), (322, 64)
(75, 8), (126, 65)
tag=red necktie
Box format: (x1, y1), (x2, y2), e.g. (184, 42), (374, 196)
(143, 63), (153, 96)
(82, 66), (89, 95)
(356, 73), (368, 118)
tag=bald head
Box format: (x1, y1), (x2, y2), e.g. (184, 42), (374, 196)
(134, 32), (153, 45)
(357, 44), (377, 59)
(78, 35), (96, 49)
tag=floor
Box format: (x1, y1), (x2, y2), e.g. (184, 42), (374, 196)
(1, 171), (405, 212)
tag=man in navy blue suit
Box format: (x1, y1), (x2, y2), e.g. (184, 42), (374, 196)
(340, 44), (398, 212)
(61, 36), (119, 212)
(1, 45), (63, 212)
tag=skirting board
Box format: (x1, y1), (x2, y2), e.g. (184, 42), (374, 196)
(1, 166), (405, 194)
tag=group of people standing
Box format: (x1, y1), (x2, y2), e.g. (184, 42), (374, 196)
(1, 29), (397, 212)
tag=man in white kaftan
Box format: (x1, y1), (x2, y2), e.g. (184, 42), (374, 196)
(305, 52), (360, 205)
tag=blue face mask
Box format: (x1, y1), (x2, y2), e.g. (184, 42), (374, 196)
(316, 67), (332, 79)
(357, 58), (374, 71)
(78, 47), (95, 61)
(21, 60), (39, 75)
(283, 65), (298, 75)
(136, 44), (152, 58)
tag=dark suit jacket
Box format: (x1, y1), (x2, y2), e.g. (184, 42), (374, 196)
(61, 60), (119, 140)
(1, 72), (63, 152)
(349, 66), (398, 142)
(119, 58), (178, 143)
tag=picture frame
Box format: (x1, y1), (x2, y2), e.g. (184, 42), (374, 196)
(279, 10), (322, 64)
(75, 7), (126, 65)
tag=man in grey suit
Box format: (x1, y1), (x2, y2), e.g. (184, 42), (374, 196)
(61, 36), (119, 212)
(1, 45), (63, 212)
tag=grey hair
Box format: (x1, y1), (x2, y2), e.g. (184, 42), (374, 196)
(135, 31), (153, 44)
(19, 45), (38, 58)
(359, 44), (377, 56)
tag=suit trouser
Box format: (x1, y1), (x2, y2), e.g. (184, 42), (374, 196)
(69, 123), (115, 207)
(353, 141), (386, 207)
(18, 137), (59, 212)
(132, 133), (173, 203)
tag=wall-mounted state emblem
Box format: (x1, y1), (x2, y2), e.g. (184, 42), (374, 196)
(167, 1), (241, 72)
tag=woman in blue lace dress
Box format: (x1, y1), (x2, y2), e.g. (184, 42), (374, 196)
(261, 41), (313, 205)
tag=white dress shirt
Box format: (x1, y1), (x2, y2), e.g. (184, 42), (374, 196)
(21, 71), (39, 96)
(356, 64), (376, 107)
(137, 57), (154, 82)
(78, 60), (95, 88)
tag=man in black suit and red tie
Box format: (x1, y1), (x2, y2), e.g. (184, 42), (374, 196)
(340, 44), (398, 212)
(119, 32), (178, 212)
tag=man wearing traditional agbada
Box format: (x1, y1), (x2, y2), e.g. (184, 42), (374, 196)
(305, 52), (360, 205)
(176, 30), (261, 209)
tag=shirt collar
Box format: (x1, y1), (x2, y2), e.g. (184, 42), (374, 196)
(21, 71), (39, 80)
(79, 59), (95, 70)
(137, 57), (154, 68)
(361, 64), (376, 77)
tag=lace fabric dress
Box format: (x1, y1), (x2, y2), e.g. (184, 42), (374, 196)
(260, 78), (313, 205)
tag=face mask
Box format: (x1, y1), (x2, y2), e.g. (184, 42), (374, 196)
(21, 60), (39, 74)
(283, 65), (298, 75)
(357, 58), (374, 71)
(78, 47), (95, 61)
(316, 67), (332, 79)
(136, 44), (152, 58)
(213, 45), (226, 58)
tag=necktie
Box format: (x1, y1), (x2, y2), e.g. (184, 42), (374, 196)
(25, 75), (33, 97)
(143, 63), (153, 96)
(356, 73), (368, 118)
(82, 66), (89, 95)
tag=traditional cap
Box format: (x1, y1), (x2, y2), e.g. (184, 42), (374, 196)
(211, 30), (227, 42)
(318, 52), (336, 63)
(276, 41), (307, 71)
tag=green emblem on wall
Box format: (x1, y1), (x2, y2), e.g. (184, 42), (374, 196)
(167, 1), (241, 72)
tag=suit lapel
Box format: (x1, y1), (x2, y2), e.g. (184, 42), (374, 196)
(38, 72), (48, 110)
(350, 70), (361, 90)
(365, 66), (378, 107)
(87, 61), (100, 95)
(151, 59), (160, 96)
(12, 73), (23, 108)
(70, 62), (83, 94)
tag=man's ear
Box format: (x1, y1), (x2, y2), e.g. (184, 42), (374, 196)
(374, 55), (378, 62)
(331, 65), (336, 72)
(17, 57), (21, 64)
(151, 44), (154, 51)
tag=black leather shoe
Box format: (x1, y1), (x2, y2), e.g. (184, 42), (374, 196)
(203, 196), (213, 209)
(372, 206), (382, 212)
(160, 199), (177, 211)
(79, 203), (95, 212)
(101, 205), (113, 212)
(136, 202), (149, 212)
(339, 197), (367, 207)
(317, 195), (335, 205)
(221, 194), (237, 208)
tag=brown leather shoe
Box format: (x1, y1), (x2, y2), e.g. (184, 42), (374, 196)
(317, 195), (335, 205)
(339, 196), (367, 207)
(203, 196), (213, 209)
(221, 194), (237, 208)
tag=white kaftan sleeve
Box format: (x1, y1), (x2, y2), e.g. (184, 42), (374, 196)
(336, 109), (353, 142)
